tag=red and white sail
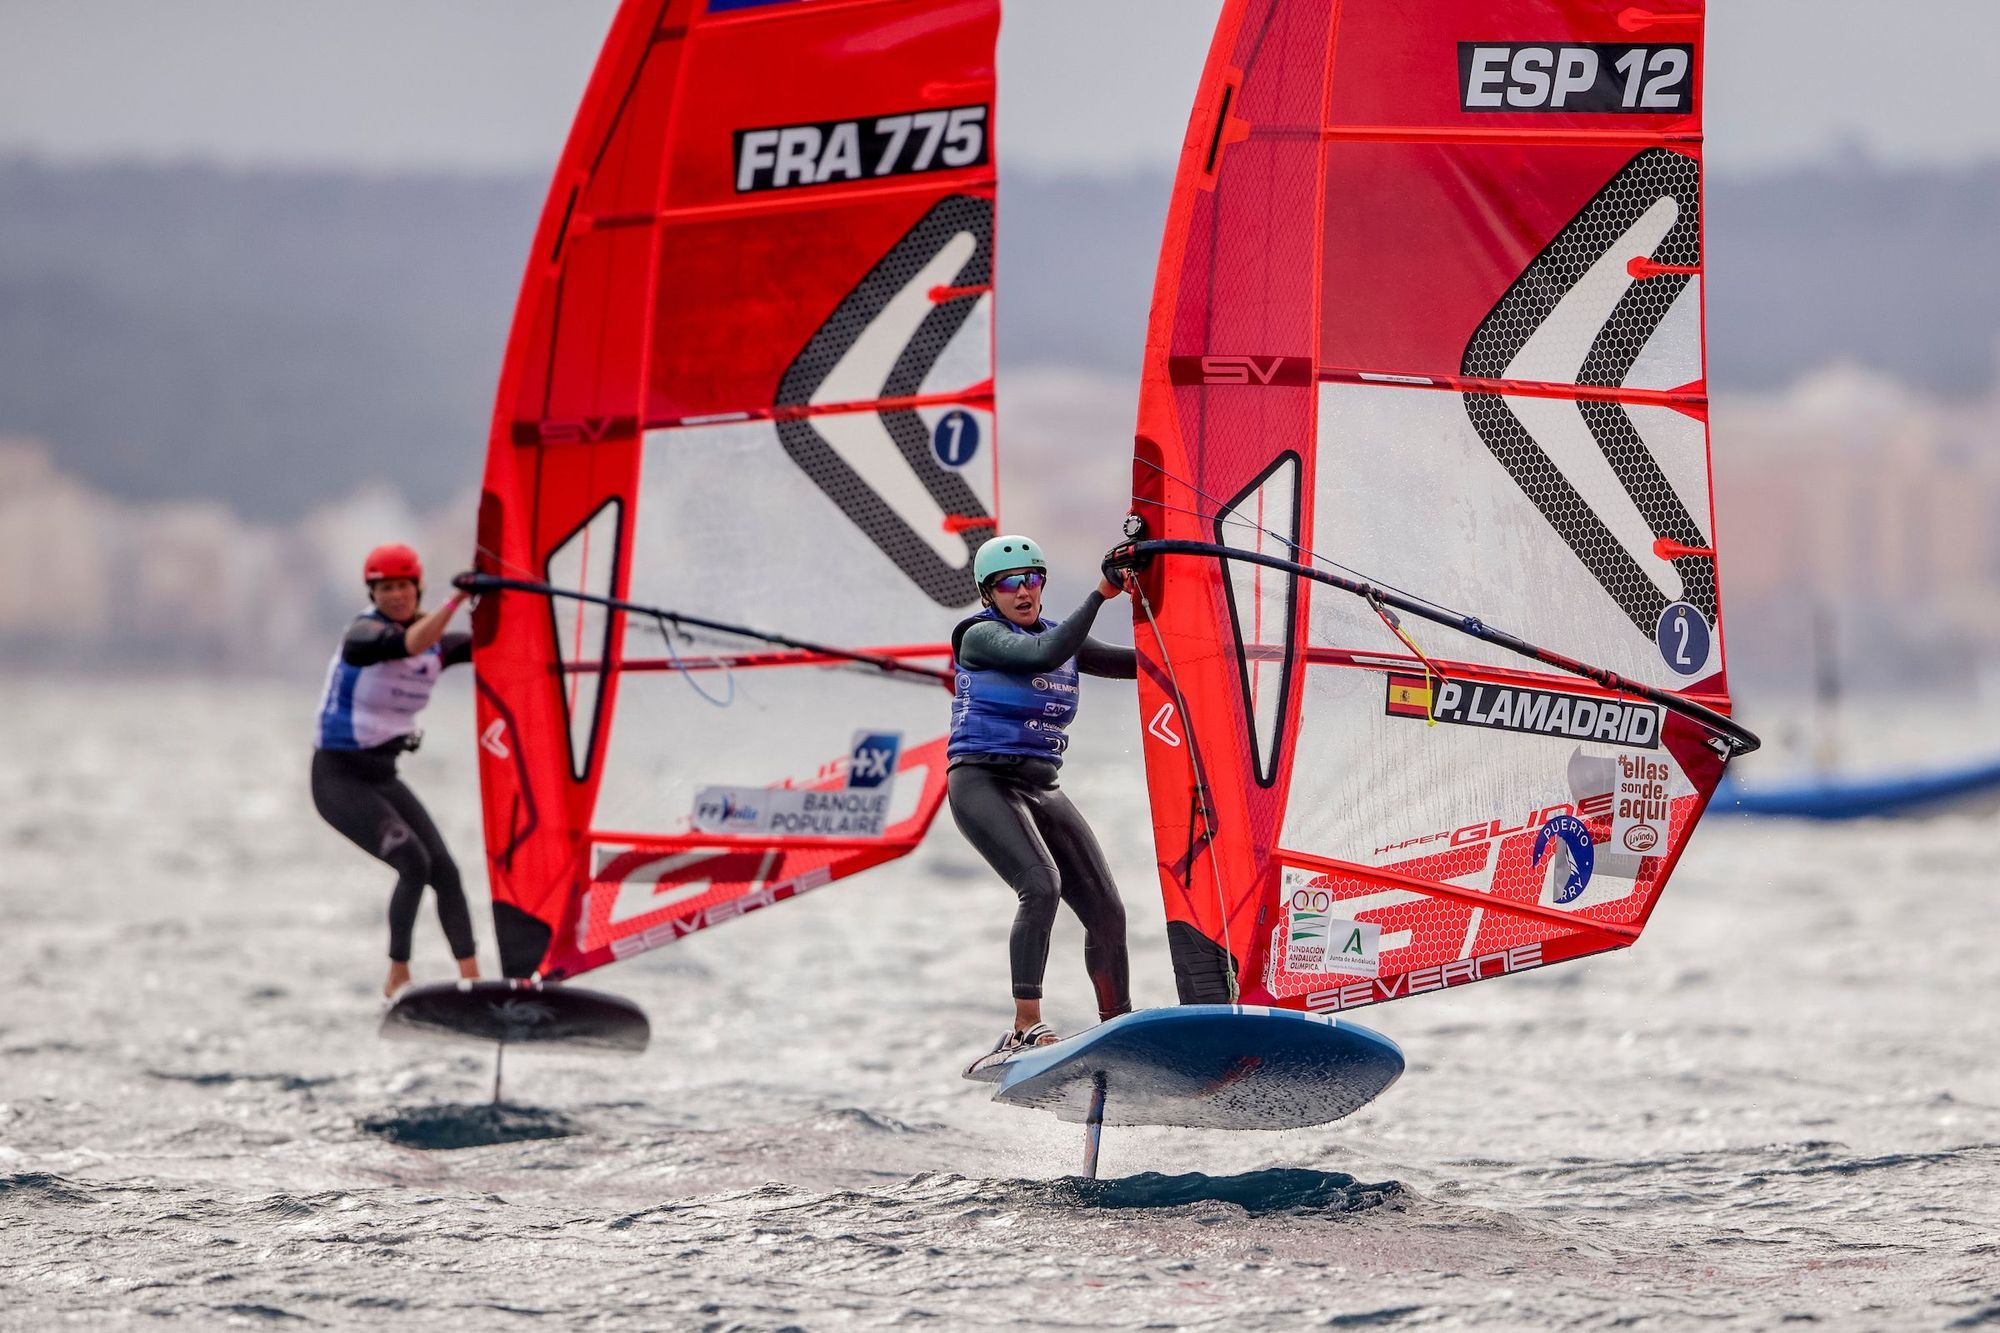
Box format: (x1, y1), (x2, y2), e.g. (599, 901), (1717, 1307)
(471, 0), (999, 980)
(1129, 0), (1734, 1012)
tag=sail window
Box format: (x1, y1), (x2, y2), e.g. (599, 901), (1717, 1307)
(544, 499), (622, 781)
(1216, 454), (1300, 785)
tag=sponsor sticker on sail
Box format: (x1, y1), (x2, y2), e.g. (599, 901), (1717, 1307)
(1279, 870), (1380, 979)
(692, 731), (902, 838)
(1382, 676), (1661, 749)
(1611, 751), (1672, 854)
(692, 785), (898, 838)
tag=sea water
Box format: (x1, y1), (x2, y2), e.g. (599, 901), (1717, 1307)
(1, 675), (1995, 1328)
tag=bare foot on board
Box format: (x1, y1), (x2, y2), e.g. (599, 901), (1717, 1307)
(456, 957), (481, 982)
(383, 961), (413, 999)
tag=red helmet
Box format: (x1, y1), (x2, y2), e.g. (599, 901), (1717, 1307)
(362, 543), (423, 585)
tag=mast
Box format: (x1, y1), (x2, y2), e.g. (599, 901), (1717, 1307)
(1125, 0), (1746, 1013)
(470, 0), (1001, 980)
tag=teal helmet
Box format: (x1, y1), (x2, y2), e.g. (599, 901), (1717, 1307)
(973, 533), (1048, 589)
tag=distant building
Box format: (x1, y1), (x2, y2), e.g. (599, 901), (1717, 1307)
(4, 364), (2000, 698)
(1714, 365), (2000, 694)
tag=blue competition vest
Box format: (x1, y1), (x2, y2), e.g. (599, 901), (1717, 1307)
(948, 608), (1081, 765)
(315, 611), (448, 751)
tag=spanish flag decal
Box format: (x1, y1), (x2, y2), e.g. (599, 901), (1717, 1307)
(1384, 673), (1433, 719)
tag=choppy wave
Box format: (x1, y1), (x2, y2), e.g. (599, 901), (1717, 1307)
(3, 682), (1998, 1328)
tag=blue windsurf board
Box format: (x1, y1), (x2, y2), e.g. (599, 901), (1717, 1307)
(980, 1005), (1402, 1130)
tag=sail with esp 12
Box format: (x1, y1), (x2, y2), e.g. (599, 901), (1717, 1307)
(979, 0), (1756, 1156)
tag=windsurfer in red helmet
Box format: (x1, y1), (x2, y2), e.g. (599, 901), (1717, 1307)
(311, 543), (480, 998)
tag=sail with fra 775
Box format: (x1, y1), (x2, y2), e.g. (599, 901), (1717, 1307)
(408, 0), (1002, 1044)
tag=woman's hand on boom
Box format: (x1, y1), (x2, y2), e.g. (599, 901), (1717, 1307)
(1100, 539), (1151, 599)
(401, 589), (468, 656)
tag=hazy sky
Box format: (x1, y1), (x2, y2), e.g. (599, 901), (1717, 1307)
(1, 1), (1995, 175)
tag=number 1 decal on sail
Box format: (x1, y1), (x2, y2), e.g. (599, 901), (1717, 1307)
(446, 0), (1001, 1019)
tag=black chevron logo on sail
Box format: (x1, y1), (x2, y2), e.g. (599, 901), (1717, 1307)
(1460, 149), (1716, 639)
(775, 195), (994, 609)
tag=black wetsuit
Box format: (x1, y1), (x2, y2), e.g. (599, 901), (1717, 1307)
(310, 616), (476, 964)
(948, 591), (1136, 1020)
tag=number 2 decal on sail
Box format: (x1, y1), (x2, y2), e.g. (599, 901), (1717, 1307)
(1124, 0), (1753, 1022)
(962, 0), (1753, 1149)
(1461, 148), (1716, 649)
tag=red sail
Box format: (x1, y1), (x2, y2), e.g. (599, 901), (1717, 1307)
(1129, 0), (1732, 1012)
(473, 0), (1000, 980)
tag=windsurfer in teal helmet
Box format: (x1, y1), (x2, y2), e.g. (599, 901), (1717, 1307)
(311, 544), (480, 999)
(950, 533), (1137, 1074)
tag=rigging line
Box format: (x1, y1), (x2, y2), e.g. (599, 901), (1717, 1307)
(1132, 494), (1298, 544)
(1367, 591), (1448, 726)
(1134, 458), (1460, 621)
(1132, 458), (1463, 622)
(1129, 575), (1239, 1001)
(471, 540), (544, 586)
(1134, 540), (1761, 756)
(455, 573), (954, 684)
(649, 611), (735, 707)
(1136, 493), (1471, 647)
(471, 545), (740, 708)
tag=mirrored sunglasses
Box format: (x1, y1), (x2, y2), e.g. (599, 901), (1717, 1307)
(990, 571), (1046, 594)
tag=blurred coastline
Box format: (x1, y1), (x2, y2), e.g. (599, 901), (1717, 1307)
(9, 363), (2000, 706)
(5, 155), (2000, 738)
